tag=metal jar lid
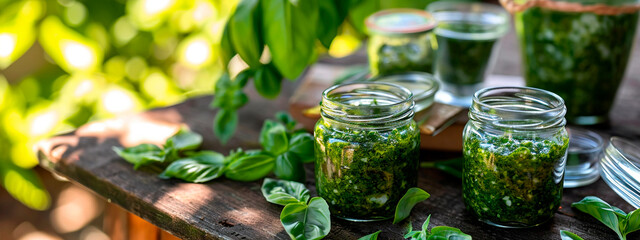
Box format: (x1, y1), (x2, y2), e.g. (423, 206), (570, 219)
(365, 9), (437, 35)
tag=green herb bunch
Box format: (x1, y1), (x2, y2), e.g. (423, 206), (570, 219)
(113, 112), (313, 183)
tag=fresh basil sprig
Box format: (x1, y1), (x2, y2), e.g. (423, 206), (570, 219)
(261, 178), (331, 240)
(572, 196), (640, 240)
(404, 215), (472, 240)
(159, 151), (226, 183)
(560, 230), (585, 240)
(113, 128), (203, 169)
(211, 72), (250, 144)
(394, 188), (431, 224)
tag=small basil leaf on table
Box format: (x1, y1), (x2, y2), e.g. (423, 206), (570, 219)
(405, 215), (430, 240)
(287, 132), (315, 163)
(274, 152), (305, 183)
(280, 197), (331, 240)
(224, 152), (275, 181)
(626, 209), (640, 235)
(572, 196), (626, 239)
(560, 230), (585, 240)
(262, 0), (319, 80)
(214, 109), (238, 144)
(358, 230), (381, 240)
(261, 178), (310, 206)
(229, 0), (263, 68)
(167, 128), (203, 151)
(394, 187), (431, 224)
(254, 63), (282, 99)
(113, 144), (164, 169)
(158, 151), (226, 183)
(260, 120), (288, 155)
(428, 226), (471, 240)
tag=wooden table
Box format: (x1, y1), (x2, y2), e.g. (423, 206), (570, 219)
(37, 29), (640, 239)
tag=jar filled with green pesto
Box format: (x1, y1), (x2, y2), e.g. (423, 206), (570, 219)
(428, 2), (510, 107)
(366, 9), (437, 76)
(314, 82), (420, 222)
(500, 0), (640, 125)
(463, 87), (569, 228)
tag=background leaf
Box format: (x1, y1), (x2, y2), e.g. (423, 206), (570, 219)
(262, 0), (319, 79)
(253, 63), (282, 99)
(316, 0), (342, 48)
(229, 0), (263, 67)
(158, 151), (226, 183)
(280, 197), (331, 240)
(394, 188), (431, 224)
(261, 178), (310, 206)
(214, 109), (239, 144)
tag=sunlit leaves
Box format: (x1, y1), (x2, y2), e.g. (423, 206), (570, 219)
(126, 0), (179, 30)
(39, 17), (104, 73)
(177, 34), (216, 68)
(0, 163), (50, 210)
(0, 0), (44, 69)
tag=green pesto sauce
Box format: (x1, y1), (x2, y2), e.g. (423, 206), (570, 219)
(368, 32), (435, 76)
(435, 22), (498, 86)
(462, 132), (569, 227)
(516, 8), (638, 121)
(314, 118), (420, 220)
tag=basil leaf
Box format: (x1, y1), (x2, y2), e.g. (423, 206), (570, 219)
(572, 196), (625, 239)
(358, 230), (381, 240)
(230, 0), (263, 68)
(260, 120), (288, 155)
(275, 111), (297, 132)
(348, 0), (380, 35)
(113, 144), (164, 169)
(211, 74), (248, 110)
(288, 132), (315, 163)
(626, 209), (640, 235)
(254, 63), (282, 99)
(280, 197), (331, 240)
(214, 109), (238, 144)
(427, 226), (471, 240)
(158, 151), (226, 183)
(224, 152), (275, 181)
(235, 68), (254, 88)
(560, 230), (585, 240)
(394, 188), (431, 224)
(263, 0), (319, 79)
(220, 23), (236, 67)
(261, 178), (310, 206)
(317, 0), (342, 48)
(167, 129), (202, 151)
(274, 152), (305, 183)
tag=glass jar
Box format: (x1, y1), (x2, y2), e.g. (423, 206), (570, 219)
(314, 82), (420, 222)
(462, 87), (569, 228)
(428, 2), (510, 107)
(501, 0), (639, 124)
(366, 9), (437, 76)
(600, 137), (640, 208)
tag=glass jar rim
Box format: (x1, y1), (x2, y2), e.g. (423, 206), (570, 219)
(321, 82), (415, 128)
(428, 1), (511, 40)
(470, 86), (567, 130)
(600, 136), (640, 208)
(365, 8), (437, 35)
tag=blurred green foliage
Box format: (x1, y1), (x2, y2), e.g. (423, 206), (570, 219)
(0, 0), (454, 210)
(0, 0), (238, 210)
